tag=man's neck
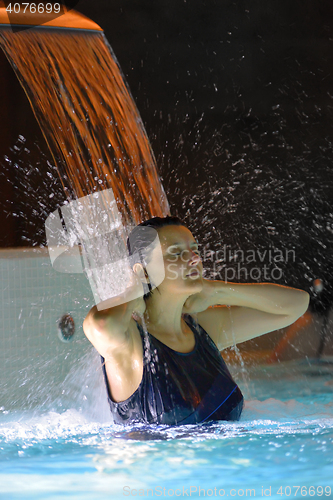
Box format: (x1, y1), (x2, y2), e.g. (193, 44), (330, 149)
(143, 292), (188, 338)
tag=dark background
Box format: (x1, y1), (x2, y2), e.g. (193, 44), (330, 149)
(2, 0), (333, 306)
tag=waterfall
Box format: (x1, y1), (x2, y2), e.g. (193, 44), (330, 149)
(0, 26), (169, 228)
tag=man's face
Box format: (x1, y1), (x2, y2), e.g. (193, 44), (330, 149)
(155, 225), (203, 295)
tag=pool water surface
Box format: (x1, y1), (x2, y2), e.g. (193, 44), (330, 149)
(0, 358), (332, 500)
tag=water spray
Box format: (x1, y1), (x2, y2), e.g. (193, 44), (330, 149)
(45, 188), (165, 311)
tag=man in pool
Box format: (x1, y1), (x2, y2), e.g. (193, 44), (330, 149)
(83, 216), (309, 425)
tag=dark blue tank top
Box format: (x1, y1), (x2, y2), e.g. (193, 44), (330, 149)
(101, 315), (243, 425)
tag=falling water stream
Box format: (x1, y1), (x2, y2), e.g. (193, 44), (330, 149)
(0, 28), (169, 226)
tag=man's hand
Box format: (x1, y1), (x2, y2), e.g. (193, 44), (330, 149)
(182, 280), (215, 314)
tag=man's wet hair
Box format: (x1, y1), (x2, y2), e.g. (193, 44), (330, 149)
(127, 216), (187, 300)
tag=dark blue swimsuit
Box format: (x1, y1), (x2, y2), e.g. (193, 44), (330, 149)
(101, 315), (243, 425)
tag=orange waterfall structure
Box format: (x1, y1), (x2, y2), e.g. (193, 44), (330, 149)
(0, 5), (169, 225)
(0, 4), (102, 31)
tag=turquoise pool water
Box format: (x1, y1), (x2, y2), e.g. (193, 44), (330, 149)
(1, 358), (332, 500)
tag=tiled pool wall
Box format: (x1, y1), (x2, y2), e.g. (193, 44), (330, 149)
(0, 247), (98, 412)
